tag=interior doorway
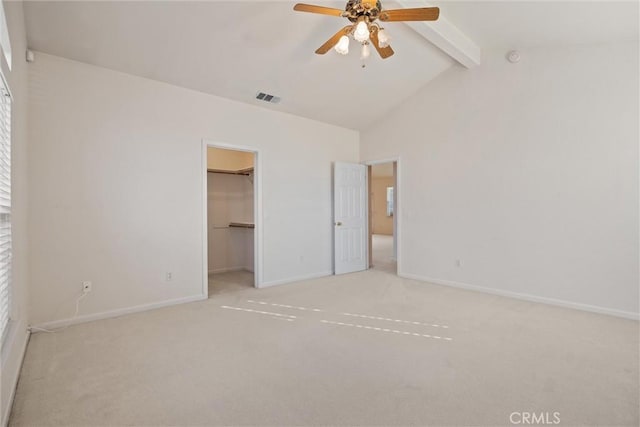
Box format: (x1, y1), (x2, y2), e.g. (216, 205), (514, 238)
(205, 145), (258, 296)
(367, 161), (397, 274)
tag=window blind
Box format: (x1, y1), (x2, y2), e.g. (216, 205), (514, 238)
(0, 77), (11, 343)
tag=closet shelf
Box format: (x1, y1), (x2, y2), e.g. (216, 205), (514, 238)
(229, 222), (255, 229)
(207, 167), (253, 176)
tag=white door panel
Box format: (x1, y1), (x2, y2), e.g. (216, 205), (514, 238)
(334, 162), (367, 275)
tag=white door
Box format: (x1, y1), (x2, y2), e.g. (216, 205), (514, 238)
(334, 162), (367, 275)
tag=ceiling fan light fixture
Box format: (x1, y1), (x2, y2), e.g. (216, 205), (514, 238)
(360, 43), (371, 60)
(293, 1), (440, 61)
(353, 20), (370, 43)
(334, 35), (350, 55)
(377, 28), (390, 48)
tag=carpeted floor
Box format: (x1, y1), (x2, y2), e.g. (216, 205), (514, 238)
(10, 270), (639, 426)
(209, 270), (254, 296)
(372, 234), (396, 274)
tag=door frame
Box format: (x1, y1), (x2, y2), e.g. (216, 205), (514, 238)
(363, 157), (401, 274)
(202, 140), (263, 297)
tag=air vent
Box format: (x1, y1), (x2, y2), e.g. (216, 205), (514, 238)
(256, 92), (281, 104)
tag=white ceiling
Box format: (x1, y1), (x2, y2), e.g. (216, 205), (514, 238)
(433, 1), (639, 50)
(23, 1), (454, 130)
(24, 1), (639, 130)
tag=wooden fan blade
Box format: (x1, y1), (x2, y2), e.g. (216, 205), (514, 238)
(379, 7), (439, 21)
(369, 28), (394, 59)
(315, 26), (353, 54)
(293, 3), (345, 17)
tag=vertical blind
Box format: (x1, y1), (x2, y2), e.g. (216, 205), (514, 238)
(0, 77), (11, 343)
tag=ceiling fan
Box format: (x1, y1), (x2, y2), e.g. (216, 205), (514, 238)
(293, 0), (440, 61)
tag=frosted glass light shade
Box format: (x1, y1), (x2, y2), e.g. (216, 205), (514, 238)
(360, 43), (371, 60)
(334, 35), (350, 55)
(377, 28), (390, 48)
(354, 21), (370, 43)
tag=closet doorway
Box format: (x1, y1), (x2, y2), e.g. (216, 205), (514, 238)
(204, 144), (259, 296)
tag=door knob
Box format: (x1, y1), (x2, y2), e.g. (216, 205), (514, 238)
(335, 221), (342, 226)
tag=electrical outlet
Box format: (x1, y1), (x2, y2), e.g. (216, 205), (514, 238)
(82, 281), (92, 293)
(166, 272), (172, 281)
(455, 259), (461, 268)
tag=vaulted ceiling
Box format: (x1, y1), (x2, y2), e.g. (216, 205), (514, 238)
(24, 1), (639, 130)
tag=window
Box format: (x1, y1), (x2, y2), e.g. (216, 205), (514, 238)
(386, 187), (394, 217)
(0, 76), (11, 343)
(0, 1), (11, 70)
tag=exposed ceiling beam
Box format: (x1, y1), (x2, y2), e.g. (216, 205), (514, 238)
(387, 1), (481, 68)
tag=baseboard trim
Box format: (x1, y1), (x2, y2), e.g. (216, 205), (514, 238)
(398, 272), (639, 321)
(1, 322), (30, 427)
(208, 267), (245, 274)
(30, 294), (208, 331)
(209, 267), (254, 274)
(260, 271), (332, 288)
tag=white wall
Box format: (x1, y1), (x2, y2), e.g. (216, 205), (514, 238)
(28, 53), (358, 326)
(371, 176), (394, 235)
(361, 42), (639, 318)
(207, 172), (254, 273)
(0, 1), (29, 425)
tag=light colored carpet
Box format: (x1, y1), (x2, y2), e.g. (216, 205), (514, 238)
(209, 270), (254, 297)
(372, 234), (396, 274)
(10, 270), (639, 426)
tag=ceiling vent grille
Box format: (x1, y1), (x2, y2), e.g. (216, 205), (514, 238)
(256, 92), (281, 104)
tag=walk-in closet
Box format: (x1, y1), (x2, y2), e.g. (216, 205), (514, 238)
(206, 146), (255, 295)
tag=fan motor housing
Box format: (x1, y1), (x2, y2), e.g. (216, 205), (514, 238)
(345, 0), (383, 22)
